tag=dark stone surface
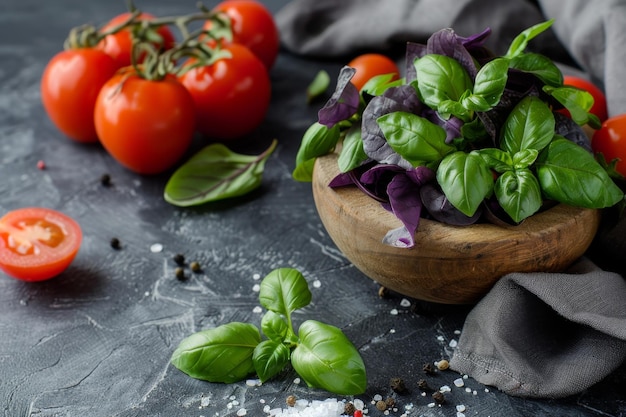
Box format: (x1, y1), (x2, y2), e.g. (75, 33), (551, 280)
(0, 0), (624, 416)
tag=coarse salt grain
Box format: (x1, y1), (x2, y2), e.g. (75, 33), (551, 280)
(453, 378), (465, 387)
(390, 308), (399, 315)
(253, 306), (263, 314)
(252, 284), (261, 292)
(456, 405), (466, 412)
(440, 385), (451, 392)
(313, 279), (321, 288)
(400, 298), (411, 307)
(150, 243), (163, 253)
(253, 273), (261, 280)
(449, 339), (458, 348)
(236, 409), (247, 416)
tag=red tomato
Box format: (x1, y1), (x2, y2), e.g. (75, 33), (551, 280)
(41, 48), (120, 143)
(204, 0), (279, 70)
(97, 12), (176, 68)
(592, 113), (626, 177)
(562, 75), (608, 122)
(94, 70), (196, 174)
(179, 43), (271, 141)
(0, 207), (82, 282)
(347, 53), (401, 91)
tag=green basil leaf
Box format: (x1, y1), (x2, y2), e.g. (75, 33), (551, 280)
(164, 139), (277, 206)
(476, 148), (513, 173)
(437, 151), (493, 216)
(543, 85), (595, 126)
(306, 70), (330, 103)
(471, 57), (509, 107)
(438, 99), (471, 120)
(291, 320), (366, 395)
(338, 123), (368, 172)
(414, 54), (473, 109)
(495, 169), (542, 223)
(292, 158), (316, 182)
(171, 322), (261, 383)
(295, 122), (340, 166)
(504, 19), (554, 59)
(252, 339), (290, 383)
(502, 96), (555, 154)
(261, 310), (290, 342)
(512, 148), (539, 169)
(361, 73), (404, 96)
(509, 53), (563, 87)
(259, 268), (312, 319)
(536, 138), (624, 208)
(378, 111), (454, 165)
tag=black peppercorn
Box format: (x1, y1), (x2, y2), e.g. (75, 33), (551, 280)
(190, 261), (201, 273)
(432, 391), (445, 404)
(100, 174), (111, 187)
(173, 253), (185, 266)
(417, 379), (431, 391)
(423, 362), (435, 375)
(343, 402), (356, 415)
(110, 237), (121, 250)
(286, 395), (296, 407)
(390, 377), (406, 394)
(175, 267), (186, 281)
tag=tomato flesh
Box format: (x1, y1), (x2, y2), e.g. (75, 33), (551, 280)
(0, 208), (82, 282)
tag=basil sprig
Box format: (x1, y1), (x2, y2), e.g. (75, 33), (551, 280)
(171, 268), (366, 395)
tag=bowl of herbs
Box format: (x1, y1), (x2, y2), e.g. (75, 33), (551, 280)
(294, 20), (624, 304)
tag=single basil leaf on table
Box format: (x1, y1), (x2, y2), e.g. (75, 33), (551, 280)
(495, 169), (542, 223)
(259, 268), (312, 319)
(252, 339), (290, 383)
(291, 320), (366, 395)
(536, 137), (624, 208)
(171, 322), (261, 383)
(437, 151), (493, 217)
(164, 139), (277, 206)
(306, 70), (330, 103)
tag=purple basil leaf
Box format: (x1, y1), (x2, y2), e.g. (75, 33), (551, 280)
(424, 109), (464, 143)
(459, 27), (492, 48)
(405, 42), (427, 83)
(553, 111), (592, 152)
(328, 172), (354, 188)
(405, 165), (436, 186)
(359, 164), (404, 201)
(318, 66), (360, 128)
(483, 196), (519, 226)
(420, 183), (482, 225)
(362, 85), (422, 169)
(426, 28), (479, 79)
(384, 174), (423, 248)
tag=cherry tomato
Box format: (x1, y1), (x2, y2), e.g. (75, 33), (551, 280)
(562, 75), (608, 122)
(179, 43), (271, 141)
(204, 0), (279, 70)
(0, 207), (82, 282)
(41, 48), (120, 143)
(592, 113), (626, 177)
(94, 70), (196, 174)
(97, 12), (176, 68)
(347, 53), (400, 91)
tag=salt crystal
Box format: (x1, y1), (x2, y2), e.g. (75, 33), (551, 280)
(293, 378), (301, 384)
(390, 308), (399, 315)
(389, 328), (396, 334)
(253, 273), (261, 280)
(427, 402), (436, 408)
(252, 306), (263, 314)
(200, 397), (210, 407)
(454, 329), (461, 335)
(465, 388), (472, 393)
(150, 243), (163, 253)
(456, 405), (466, 412)
(437, 335), (445, 342)
(313, 279), (321, 288)
(440, 385), (451, 392)
(400, 298), (411, 307)
(246, 379), (260, 386)
(473, 390), (478, 395)
(353, 399), (365, 410)
(456, 413), (465, 417)
(252, 284), (261, 292)
(485, 388), (490, 393)
(453, 378), (464, 387)
(236, 409), (247, 416)
(373, 394), (383, 401)
(449, 339), (458, 348)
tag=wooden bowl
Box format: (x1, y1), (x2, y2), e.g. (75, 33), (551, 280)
(312, 153), (601, 304)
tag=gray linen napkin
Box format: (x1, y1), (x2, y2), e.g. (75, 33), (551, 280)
(448, 258), (626, 398)
(276, 0), (626, 398)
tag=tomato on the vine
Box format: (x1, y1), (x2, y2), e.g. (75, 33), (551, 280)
(41, 48), (120, 143)
(179, 43), (271, 141)
(94, 69), (196, 174)
(97, 12), (176, 68)
(204, 0), (279, 70)
(562, 75), (608, 123)
(592, 113), (626, 177)
(347, 53), (401, 91)
(0, 207), (82, 282)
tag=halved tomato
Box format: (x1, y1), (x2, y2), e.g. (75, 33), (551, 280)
(0, 207), (82, 282)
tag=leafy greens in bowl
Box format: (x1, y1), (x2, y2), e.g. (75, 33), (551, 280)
(294, 20), (624, 248)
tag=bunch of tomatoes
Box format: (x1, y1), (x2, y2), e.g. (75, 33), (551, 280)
(40, 0), (279, 175)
